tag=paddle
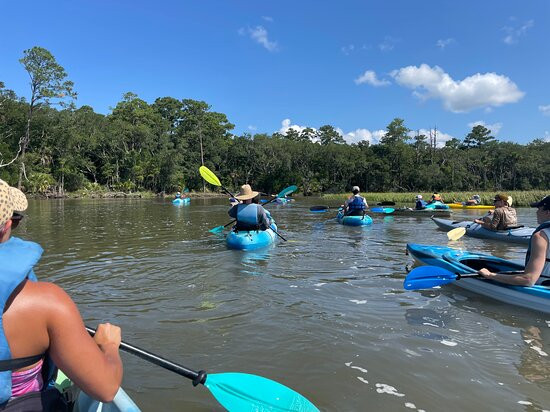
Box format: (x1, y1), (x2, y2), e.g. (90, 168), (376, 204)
(377, 201), (396, 206)
(85, 326), (318, 411)
(199, 166), (236, 198)
(403, 266), (525, 290)
(370, 207), (395, 214)
(447, 227), (466, 241)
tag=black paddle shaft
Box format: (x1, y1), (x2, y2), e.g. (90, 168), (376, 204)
(85, 326), (207, 386)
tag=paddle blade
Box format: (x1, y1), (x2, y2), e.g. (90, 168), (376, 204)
(447, 227), (466, 241)
(199, 166), (222, 187)
(377, 201), (396, 206)
(183, 187), (189, 193)
(277, 185), (298, 198)
(403, 266), (458, 290)
(209, 225), (225, 234)
(371, 207), (394, 214)
(205, 373), (319, 412)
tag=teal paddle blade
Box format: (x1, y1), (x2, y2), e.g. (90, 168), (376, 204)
(403, 266), (459, 290)
(209, 225), (225, 234)
(277, 185), (298, 198)
(205, 372), (319, 412)
(371, 207), (394, 214)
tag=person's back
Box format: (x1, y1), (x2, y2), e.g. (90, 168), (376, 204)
(344, 186), (368, 216)
(0, 180), (122, 409)
(414, 195), (426, 210)
(228, 185), (272, 231)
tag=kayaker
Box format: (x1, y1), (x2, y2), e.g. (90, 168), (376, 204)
(426, 193), (443, 205)
(228, 184), (273, 231)
(473, 193), (517, 231)
(342, 186), (368, 216)
(479, 195), (550, 286)
(0, 179), (123, 408)
(414, 195), (427, 210)
(464, 194), (481, 206)
(175, 191), (182, 199)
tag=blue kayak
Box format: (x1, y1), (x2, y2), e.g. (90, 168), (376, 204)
(172, 198), (190, 205)
(424, 201), (449, 210)
(336, 211), (373, 226)
(226, 223), (278, 250)
(406, 243), (550, 313)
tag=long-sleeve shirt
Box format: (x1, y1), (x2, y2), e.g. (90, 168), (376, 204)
(481, 206), (517, 231)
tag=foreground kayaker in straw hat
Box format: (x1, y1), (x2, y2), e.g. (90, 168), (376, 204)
(473, 193), (517, 231)
(228, 184), (273, 231)
(0, 179), (122, 408)
(479, 195), (550, 286)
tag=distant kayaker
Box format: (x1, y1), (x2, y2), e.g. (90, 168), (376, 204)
(479, 195), (550, 286)
(426, 193), (443, 205)
(464, 194), (481, 206)
(228, 184), (273, 231)
(0, 179), (123, 408)
(415, 195), (427, 210)
(473, 193), (517, 231)
(175, 191), (182, 199)
(342, 186), (368, 216)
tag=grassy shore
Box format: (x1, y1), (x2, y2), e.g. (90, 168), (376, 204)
(36, 190), (227, 199)
(322, 191), (548, 207)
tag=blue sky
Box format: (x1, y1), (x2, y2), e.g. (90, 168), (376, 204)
(1, 0), (549, 145)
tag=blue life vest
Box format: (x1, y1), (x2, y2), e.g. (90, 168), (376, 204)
(348, 195), (366, 211)
(525, 221), (550, 266)
(415, 200), (427, 210)
(0, 237), (43, 402)
(236, 204), (260, 226)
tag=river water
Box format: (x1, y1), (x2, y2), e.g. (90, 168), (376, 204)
(19, 198), (550, 411)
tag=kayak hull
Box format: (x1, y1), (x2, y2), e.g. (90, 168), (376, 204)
(56, 371), (140, 411)
(337, 212), (373, 226)
(431, 217), (533, 245)
(406, 243), (550, 313)
(226, 223), (278, 250)
(172, 198), (190, 205)
(385, 208), (452, 217)
(448, 203), (493, 210)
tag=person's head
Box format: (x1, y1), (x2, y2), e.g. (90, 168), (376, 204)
(352, 186), (360, 195)
(176, 191), (181, 198)
(415, 194), (423, 201)
(0, 180), (28, 243)
(432, 193), (441, 201)
(493, 193), (509, 207)
(530, 195), (550, 224)
(473, 194), (481, 201)
(235, 184), (259, 204)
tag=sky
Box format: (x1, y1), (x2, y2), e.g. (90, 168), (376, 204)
(1, 0), (549, 145)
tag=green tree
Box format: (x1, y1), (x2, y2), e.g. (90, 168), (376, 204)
(317, 125), (344, 145)
(463, 125), (495, 148)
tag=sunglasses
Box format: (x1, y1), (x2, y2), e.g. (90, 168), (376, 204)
(11, 212), (24, 229)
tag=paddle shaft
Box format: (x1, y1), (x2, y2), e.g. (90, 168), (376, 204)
(85, 326), (207, 386)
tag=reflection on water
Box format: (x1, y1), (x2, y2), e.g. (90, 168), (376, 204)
(19, 198), (549, 411)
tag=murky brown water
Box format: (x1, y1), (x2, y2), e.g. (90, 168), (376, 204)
(17, 198), (550, 411)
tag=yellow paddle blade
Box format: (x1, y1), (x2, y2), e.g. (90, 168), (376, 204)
(447, 227), (466, 241)
(199, 166), (221, 186)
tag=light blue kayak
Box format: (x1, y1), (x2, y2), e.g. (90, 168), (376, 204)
(424, 201), (449, 210)
(226, 223), (278, 250)
(336, 210), (373, 226)
(172, 198), (190, 205)
(56, 371), (140, 411)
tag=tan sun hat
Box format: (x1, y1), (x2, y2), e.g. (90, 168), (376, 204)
(235, 184), (259, 201)
(0, 180), (28, 227)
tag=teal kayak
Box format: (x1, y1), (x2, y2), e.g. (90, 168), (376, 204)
(336, 210), (373, 226)
(424, 201), (449, 210)
(226, 222), (278, 250)
(172, 198), (190, 205)
(406, 243), (550, 313)
(56, 370), (140, 411)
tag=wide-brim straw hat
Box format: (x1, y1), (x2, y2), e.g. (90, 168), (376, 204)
(0, 179), (28, 227)
(235, 184), (259, 200)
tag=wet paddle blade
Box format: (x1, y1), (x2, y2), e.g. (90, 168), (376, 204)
(277, 185), (298, 198)
(404, 276), (456, 290)
(447, 227), (466, 241)
(371, 207), (394, 214)
(199, 166), (222, 187)
(205, 372), (319, 412)
(403, 266), (458, 290)
(209, 225), (225, 234)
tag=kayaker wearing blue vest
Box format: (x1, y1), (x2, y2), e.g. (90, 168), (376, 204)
(228, 184), (273, 231)
(479, 195), (550, 286)
(341, 186), (368, 216)
(0, 180), (123, 409)
(414, 195), (427, 210)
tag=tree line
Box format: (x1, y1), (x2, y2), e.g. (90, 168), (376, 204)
(1, 47), (548, 195)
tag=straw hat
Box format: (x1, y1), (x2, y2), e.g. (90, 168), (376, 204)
(235, 184), (259, 201)
(0, 180), (28, 227)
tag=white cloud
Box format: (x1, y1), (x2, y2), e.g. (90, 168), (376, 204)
(467, 121), (502, 136)
(354, 70), (390, 87)
(341, 44), (355, 55)
(390, 64), (524, 112)
(338, 128), (386, 145)
(436, 38), (455, 49)
(379, 36), (398, 52)
(503, 19), (534, 45)
(261, 16), (273, 22)
(239, 26), (278, 52)
(539, 105), (550, 116)
(278, 119), (309, 135)
(408, 129), (457, 148)
(247, 125), (257, 131)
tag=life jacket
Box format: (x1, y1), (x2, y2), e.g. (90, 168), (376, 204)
(525, 221), (550, 276)
(347, 195), (366, 212)
(415, 200), (427, 210)
(0, 237), (57, 405)
(236, 204), (260, 229)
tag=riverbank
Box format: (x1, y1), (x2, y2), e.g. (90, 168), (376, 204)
(30, 189), (228, 199)
(322, 190), (548, 207)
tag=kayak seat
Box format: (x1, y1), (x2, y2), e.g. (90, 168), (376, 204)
(499, 225), (524, 231)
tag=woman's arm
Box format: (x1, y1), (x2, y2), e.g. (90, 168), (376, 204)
(479, 231), (548, 286)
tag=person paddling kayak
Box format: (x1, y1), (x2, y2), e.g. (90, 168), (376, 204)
(0, 179), (123, 409)
(473, 193), (517, 231)
(228, 184), (273, 231)
(479, 195), (550, 286)
(342, 186), (368, 216)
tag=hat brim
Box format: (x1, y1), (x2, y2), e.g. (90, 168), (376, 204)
(235, 191), (259, 200)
